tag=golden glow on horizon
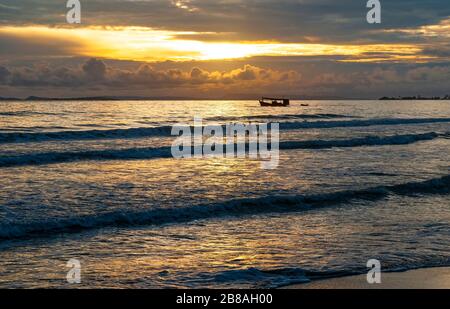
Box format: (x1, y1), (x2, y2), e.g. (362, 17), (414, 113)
(0, 25), (426, 62)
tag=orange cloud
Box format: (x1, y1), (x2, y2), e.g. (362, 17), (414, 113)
(0, 26), (428, 63)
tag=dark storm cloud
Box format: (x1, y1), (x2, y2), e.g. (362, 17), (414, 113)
(1, 0), (449, 43)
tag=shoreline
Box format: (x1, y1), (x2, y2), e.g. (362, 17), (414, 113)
(281, 267), (450, 289)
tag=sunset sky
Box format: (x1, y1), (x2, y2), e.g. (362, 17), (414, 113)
(0, 0), (449, 99)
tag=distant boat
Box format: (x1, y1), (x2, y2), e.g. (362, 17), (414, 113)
(259, 97), (290, 107)
(301, 103), (309, 107)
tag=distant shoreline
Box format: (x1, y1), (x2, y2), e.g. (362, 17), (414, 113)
(0, 96), (192, 102)
(1, 96), (450, 101)
(379, 95), (450, 100)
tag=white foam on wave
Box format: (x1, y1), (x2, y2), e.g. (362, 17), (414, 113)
(1, 174), (449, 240)
(0, 117), (449, 144)
(0, 132), (443, 168)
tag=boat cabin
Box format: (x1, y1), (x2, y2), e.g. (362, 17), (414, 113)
(259, 97), (290, 107)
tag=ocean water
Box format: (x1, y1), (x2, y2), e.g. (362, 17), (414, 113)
(0, 100), (449, 288)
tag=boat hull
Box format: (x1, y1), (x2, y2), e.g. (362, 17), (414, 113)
(259, 100), (289, 107)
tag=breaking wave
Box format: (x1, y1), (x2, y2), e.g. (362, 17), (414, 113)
(1, 174), (449, 240)
(186, 259), (450, 288)
(0, 132), (442, 168)
(279, 117), (450, 130)
(279, 132), (440, 149)
(1, 117), (450, 144)
(0, 126), (174, 144)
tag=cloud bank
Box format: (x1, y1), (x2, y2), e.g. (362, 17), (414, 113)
(1, 58), (448, 99)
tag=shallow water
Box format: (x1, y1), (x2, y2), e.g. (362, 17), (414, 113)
(0, 100), (449, 288)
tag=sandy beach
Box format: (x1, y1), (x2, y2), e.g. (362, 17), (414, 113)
(283, 267), (450, 289)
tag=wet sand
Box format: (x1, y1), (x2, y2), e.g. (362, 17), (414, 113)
(282, 267), (450, 289)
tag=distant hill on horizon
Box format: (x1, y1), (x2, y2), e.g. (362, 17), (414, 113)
(0, 96), (193, 101)
(380, 95), (450, 100)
